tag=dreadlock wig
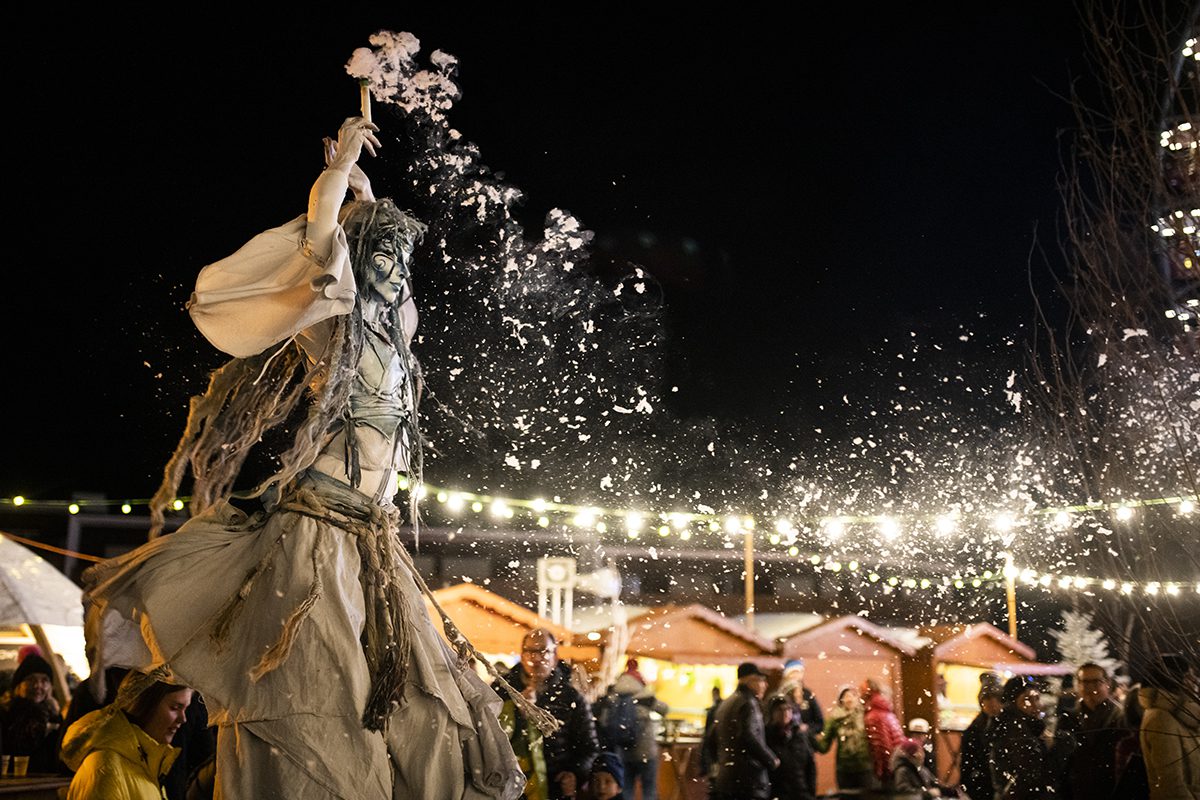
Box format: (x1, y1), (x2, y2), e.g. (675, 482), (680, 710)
(149, 198), (427, 537)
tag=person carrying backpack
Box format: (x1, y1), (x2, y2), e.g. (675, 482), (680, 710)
(595, 661), (668, 799)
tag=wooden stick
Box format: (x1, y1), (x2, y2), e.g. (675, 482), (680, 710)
(360, 80), (372, 124)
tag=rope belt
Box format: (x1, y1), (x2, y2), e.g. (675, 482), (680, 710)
(203, 471), (561, 736)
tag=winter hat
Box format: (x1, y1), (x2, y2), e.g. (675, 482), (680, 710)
(1001, 675), (1038, 705)
(13, 653), (53, 686)
(783, 658), (805, 675)
(897, 737), (922, 758)
(907, 717), (931, 734)
(591, 751), (625, 788)
(17, 644), (44, 662)
(623, 658), (646, 686)
(738, 662), (767, 679)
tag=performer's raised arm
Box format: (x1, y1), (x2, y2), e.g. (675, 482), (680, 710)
(306, 116), (379, 261)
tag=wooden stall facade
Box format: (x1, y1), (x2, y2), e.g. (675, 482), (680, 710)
(423, 583), (598, 666)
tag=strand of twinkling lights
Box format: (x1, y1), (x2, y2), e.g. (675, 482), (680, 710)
(4, 487), (1194, 541)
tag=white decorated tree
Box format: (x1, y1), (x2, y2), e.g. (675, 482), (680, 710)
(1051, 609), (1121, 676)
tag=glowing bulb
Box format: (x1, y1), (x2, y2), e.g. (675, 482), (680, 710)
(447, 494), (464, 512)
(1179, 500), (1195, 515)
(848, 561), (859, 571)
(935, 515), (956, 535)
(537, 516), (550, 528)
(679, 529), (692, 541)
(878, 518), (900, 541)
(1058, 576), (1073, 589)
(658, 525), (670, 537)
(531, 498), (547, 513)
(810, 555), (822, 565)
(954, 579), (965, 589)
(12, 496), (25, 506)
(471, 501), (484, 513)
(829, 561), (842, 573)
(724, 516), (741, 534)
(774, 518), (792, 535)
(787, 546), (799, 556)
(868, 573), (880, 582)
(993, 515), (1014, 533)
(1039, 575), (1052, 587)
(769, 534), (781, 545)
(1115, 506), (1133, 521)
(669, 513), (689, 530)
(919, 578), (931, 589)
(574, 511), (596, 528)
(1121, 582), (1134, 594)
(436, 491), (448, 503)
(626, 513), (644, 534)
(595, 521), (607, 533)
(888, 576), (899, 586)
(1054, 511), (1070, 527)
(626, 528), (638, 540)
(398, 477), (410, 491)
(1146, 582), (1160, 595)
(490, 500), (509, 518)
(68, 503), (80, 515)
(1102, 579), (1116, 590)
(1073, 577), (1090, 589)
(743, 516), (755, 530)
(1002, 563), (1019, 580)
(972, 579), (982, 588)
(1166, 583), (1180, 596)
(823, 518), (845, 539)
(121, 503), (132, 515)
(172, 499), (184, 511)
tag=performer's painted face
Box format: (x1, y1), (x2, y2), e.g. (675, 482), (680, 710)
(367, 244), (405, 303)
(367, 235), (408, 305)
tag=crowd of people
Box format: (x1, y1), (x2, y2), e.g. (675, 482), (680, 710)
(2, 637), (1198, 799)
(695, 656), (1197, 800)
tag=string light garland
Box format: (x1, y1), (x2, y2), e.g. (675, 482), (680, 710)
(3, 486), (1195, 596)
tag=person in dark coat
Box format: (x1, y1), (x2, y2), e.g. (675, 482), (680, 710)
(959, 679), (1003, 800)
(499, 629), (600, 798)
(708, 662), (779, 800)
(0, 654), (63, 774)
(1065, 662), (1125, 799)
(765, 694), (815, 800)
(778, 659), (822, 797)
(990, 676), (1050, 800)
(1111, 683), (1150, 800)
(891, 737), (940, 798)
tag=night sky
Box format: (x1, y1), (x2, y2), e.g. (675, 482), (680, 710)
(2, 9), (1090, 502)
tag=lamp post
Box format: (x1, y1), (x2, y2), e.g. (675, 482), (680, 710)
(744, 527), (755, 631)
(1001, 552), (1019, 639)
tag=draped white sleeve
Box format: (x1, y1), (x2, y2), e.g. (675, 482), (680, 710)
(187, 214), (357, 358)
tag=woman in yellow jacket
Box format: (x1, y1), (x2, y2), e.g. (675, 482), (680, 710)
(61, 672), (193, 800)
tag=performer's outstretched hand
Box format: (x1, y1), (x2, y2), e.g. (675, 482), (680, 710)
(324, 136), (375, 202)
(327, 116), (380, 174)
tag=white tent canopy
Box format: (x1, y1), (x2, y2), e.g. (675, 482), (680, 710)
(1, 534), (85, 628)
(1, 533), (89, 692)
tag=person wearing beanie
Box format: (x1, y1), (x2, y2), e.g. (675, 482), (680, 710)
(585, 751), (624, 800)
(991, 675), (1051, 799)
(0, 653), (63, 773)
(959, 679), (1004, 800)
(890, 736), (939, 797)
(774, 657), (822, 795)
